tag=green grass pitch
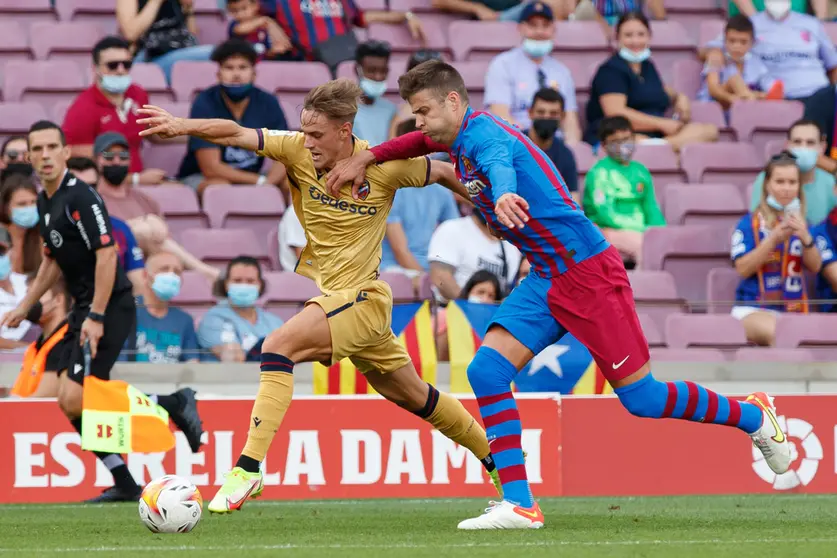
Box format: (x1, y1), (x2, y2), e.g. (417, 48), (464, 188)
(0, 495), (835, 557)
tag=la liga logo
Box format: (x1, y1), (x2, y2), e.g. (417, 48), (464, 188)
(752, 416), (822, 490)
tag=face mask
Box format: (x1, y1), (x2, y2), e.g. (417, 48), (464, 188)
(765, 0), (791, 19)
(100, 74), (132, 94)
(25, 301), (43, 325)
(468, 294), (490, 304)
(522, 39), (553, 58)
(532, 119), (559, 140)
(11, 206), (38, 229)
(766, 195), (801, 213)
(151, 272), (181, 302)
(0, 163), (33, 183)
(102, 164), (129, 186)
(619, 47), (651, 64)
(227, 283), (260, 307)
(606, 141), (636, 163)
(359, 77), (387, 99)
(221, 83), (253, 103)
(0, 255), (12, 281)
(790, 147), (818, 173)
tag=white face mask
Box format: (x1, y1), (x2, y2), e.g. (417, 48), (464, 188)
(765, 0), (791, 19)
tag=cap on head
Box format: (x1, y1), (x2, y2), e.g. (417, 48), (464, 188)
(93, 132), (129, 156)
(519, 2), (554, 23)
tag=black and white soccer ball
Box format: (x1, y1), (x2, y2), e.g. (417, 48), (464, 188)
(138, 474), (203, 533)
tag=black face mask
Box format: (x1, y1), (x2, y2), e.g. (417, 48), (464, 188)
(532, 119), (559, 140)
(102, 164), (129, 186)
(0, 163), (33, 183)
(25, 302), (43, 325)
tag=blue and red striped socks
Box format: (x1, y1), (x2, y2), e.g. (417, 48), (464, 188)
(468, 346), (534, 508)
(614, 373), (763, 434)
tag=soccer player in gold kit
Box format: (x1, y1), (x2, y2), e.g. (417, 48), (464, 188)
(138, 79), (500, 513)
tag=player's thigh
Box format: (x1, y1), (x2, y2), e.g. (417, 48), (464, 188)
(262, 303), (332, 364)
(363, 354), (429, 412)
(547, 246), (650, 386)
(484, 273), (562, 370)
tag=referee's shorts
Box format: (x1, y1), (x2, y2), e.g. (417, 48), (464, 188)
(60, 290), (136, 386)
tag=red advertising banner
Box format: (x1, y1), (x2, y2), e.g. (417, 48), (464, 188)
(0, 395), (562, 504)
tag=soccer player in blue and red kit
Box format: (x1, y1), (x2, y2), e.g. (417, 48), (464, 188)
(326, 60), (792, 530)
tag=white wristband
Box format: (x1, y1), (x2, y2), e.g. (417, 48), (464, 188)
(132, 172), (139, 186)
(256, 174), (267, 185)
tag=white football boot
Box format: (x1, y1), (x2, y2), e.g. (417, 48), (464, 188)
(747, 392), (792, 474)
(457, 500), (544, 530)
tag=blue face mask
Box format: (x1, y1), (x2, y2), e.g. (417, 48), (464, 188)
(522, 39), (553, 58)
(0, 255), (12, 281)
(11, 205), (38, 229)
(790, 147), (818, 173)
(227, 283), (260, 307)
(100, 74), (132, 94)
(221, 83), (253, 102)
(619, 47), (652, 63)
(151, 272), (181, 302)
(766, 195), (801, 213)
(359, 77), (387, 99)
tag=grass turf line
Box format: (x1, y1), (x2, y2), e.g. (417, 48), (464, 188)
(0, 495), (833, 558)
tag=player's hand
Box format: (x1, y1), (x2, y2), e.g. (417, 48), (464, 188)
(325, 150), (376, 199)
(494, 193), (529, 229)
(137, 105), (186, 139)
(80, 318), (104, 359)
(0, 306), (29, 330)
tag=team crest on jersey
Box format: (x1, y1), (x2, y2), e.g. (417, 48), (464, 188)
(636, 182), (644, 193)
(357, 180), (371, 201)
(461, 156), (474, 175)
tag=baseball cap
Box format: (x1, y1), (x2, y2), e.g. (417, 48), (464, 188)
(519, 2), (554, 22)
(93, 131), (129, 156)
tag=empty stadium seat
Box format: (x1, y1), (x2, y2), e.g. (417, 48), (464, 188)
(665, 314), (748, 350)
(455, 60), (490, 110)
(56, 0), (119, 34)
(663, 183), (746, 228)
(180, 228), (270, 269)
(0, 103), (48, 143)
(367, 21), (450, 58)
(650, 347), (726, 362)
(171, 270), (215, 324)
(729, 100), (804, 157)
(552, 21), (610, 70)
(680, 142), (762, 192)
(448, 21), (518, 62)
(733, 347), (816, 362)
(3, 60), (88, 106)
(142, 142), (188, 178)
(774, 315), (837, 350)
(264, 271), (320, 303)
(0, 21), (33, 67)
(569, 142), (598, 179)
(633, 144), (685, 190)
(0, 0), (57, 25)
(698, 19), (724, 48)
(628, 270), (687, 332)
(267, 226), (280, 271)
(380, 271), (417, 303)
(762, 139), (785, 163)
(648, 21), (697, 83)
(255, 61), (332, 109)
(170, 61), (216, 102)
(706, 266), (741, 314)
(280, 98), (301, 130)
(665, 0), (724, 42)
(131, 63), (174, 104)
(203, 185), (286, 252)
(672, 59), (702, 99)
(30, 21), (104, 66)
(136, 186), (208, 237)
(638, 313), (665, 347)
(689, 101), (733, 141)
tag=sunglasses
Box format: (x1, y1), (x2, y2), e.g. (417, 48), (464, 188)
(4, 150), (24, 161)
(104, 60), (133, 71)
(101, 151), (130, 161)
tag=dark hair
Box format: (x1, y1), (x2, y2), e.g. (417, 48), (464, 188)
(615, 11), (650, 36)
(459, 270), (503, 302)
(787, 118), (824, 140)
(762, 150), (804, 223)
(92, 36), (131, 64)
(725, 14), (755, 36)
(226, 0), (255, 4)
(395, 118), (418, 137)
(398, 59), (470, 103)
(27, 120), (65, 147)
(212, 256), (266, 298)
(0, 175), (42, 274)
(67, 156), (98, 174)
(355, 40), (391, 64)
(1, 136), (25, 157)
(211, 38), (258, 66)
(531, 87), (565, 111)
(406, 49), (442, 71)
(598, 115), (633, 142)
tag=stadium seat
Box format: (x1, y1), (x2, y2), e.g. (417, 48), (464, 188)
(627, 270), (688, 332)
(665, 314), (748, 350)
(136, 186), (208, 237)
(648, 21), (697, 83)
(56, 0), (119, 34)
(689, 101), (733, 141)
(255, 61), (332, 109)
(665, 0), (724, 42)
(638, 312), (665, 347)
(569, 142), (598, 186)
(203, 185), (286, 253)
(0, 103), (48, 144)
(0, 0), (57, 25)
(180, 228), (270, 269)
(733, 347), (816, 362)
(355, 0), (387, 9)
(267, 226), (280, 271)
(633, 144), (685, 190)
(552, 21), (610, 70)
(30, 21), (104, 66)
(280, 98), (301, 130)
(706, 266), (741, 315)
(663, 183), (746, 228)
(774, 315), (837, 349)
(152, 101), (191, 119)
(196, 17), (228, 47)
(141, 142), (188, 178)
(448, 21), (518, 62)
(762, 138), (786, 163)
(641, 225), (733, 303)
(672, 59), (702, 99)
(367, 21), (450, 58)
(650, 347), (726, 362)
(171, 270), (215, 323)
(698, 19), (724, 48)
(419, 273), (433, 300)
(170, 61), (217, 102)
(455, 60), (490, 110)
(680, 142), (762, 192)
(562, 58), (593, 106)
(263, 271), (320, 320)
(0, 21), (33, 68)
(729, 100), (804, 157)
(389, 0), (464, 33)
(3, 60), (88, 106)
(131, 63), (174, 104)
(380, 271), (417, 303)
(50, 99), (74, 123)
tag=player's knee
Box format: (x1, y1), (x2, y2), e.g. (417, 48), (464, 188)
(466, 347), (513, 394)
(262, 328), (300, 362)
(614, 375), (666, 419)
(57, 387), (82, 418)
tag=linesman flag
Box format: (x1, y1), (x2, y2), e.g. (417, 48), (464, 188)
(81, 376), (175, 453)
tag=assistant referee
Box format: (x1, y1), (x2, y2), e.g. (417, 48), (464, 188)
(1, 121), (201, 503)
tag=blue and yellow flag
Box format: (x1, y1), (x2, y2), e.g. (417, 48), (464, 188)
(313, 301), (437, 394)
(446, 301), (612, 394)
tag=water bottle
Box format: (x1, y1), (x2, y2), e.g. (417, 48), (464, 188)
(220, 322), (237, 362)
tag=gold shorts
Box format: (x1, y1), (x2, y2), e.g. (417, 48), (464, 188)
(306, 279), (411, 374)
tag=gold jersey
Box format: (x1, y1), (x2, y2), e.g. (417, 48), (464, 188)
(257, 129), (430, 293)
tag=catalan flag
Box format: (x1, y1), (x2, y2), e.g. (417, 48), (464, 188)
(446, 301), (604, 394)
(571, 362), (614, 395)
(313, 301), (437, 394)
(81, 376), (175, 454)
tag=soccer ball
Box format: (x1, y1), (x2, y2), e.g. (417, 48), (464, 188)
(138, 475), (203, 533)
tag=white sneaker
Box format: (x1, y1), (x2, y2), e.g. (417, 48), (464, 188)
(747, 392), (792, 475)
(457, 500), (544, 530)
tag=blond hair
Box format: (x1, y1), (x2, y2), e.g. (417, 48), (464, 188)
(758, 152), (806, 228)
(302, 78), (363, 124)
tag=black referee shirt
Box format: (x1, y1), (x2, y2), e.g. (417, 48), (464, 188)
(37, 171), (133, 308)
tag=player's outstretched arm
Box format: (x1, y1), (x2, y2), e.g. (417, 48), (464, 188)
(429, 160), (473, 206)
(138, 105), (259, 151)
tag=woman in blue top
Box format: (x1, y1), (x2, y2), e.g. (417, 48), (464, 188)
(584, 12), (718, 151)
(730, 152), (821, 346)
(198, 256), (284, 362)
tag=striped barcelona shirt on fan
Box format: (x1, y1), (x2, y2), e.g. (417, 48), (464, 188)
(267, 0), (366, 61)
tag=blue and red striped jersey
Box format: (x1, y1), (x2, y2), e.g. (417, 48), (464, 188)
(450, 107), (608, 277)
(270, 0), (365, 61)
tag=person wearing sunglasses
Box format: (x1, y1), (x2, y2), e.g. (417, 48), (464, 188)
(0, 136), (32, 186)
(62, 36), (169, 186)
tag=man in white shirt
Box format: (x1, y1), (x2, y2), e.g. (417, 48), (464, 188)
(0, 226), (30, 348)
(428, 212), (522, 301)
(277, 206), (306, 271)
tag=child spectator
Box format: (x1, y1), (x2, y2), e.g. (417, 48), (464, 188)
(226, 0), (292, 60)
